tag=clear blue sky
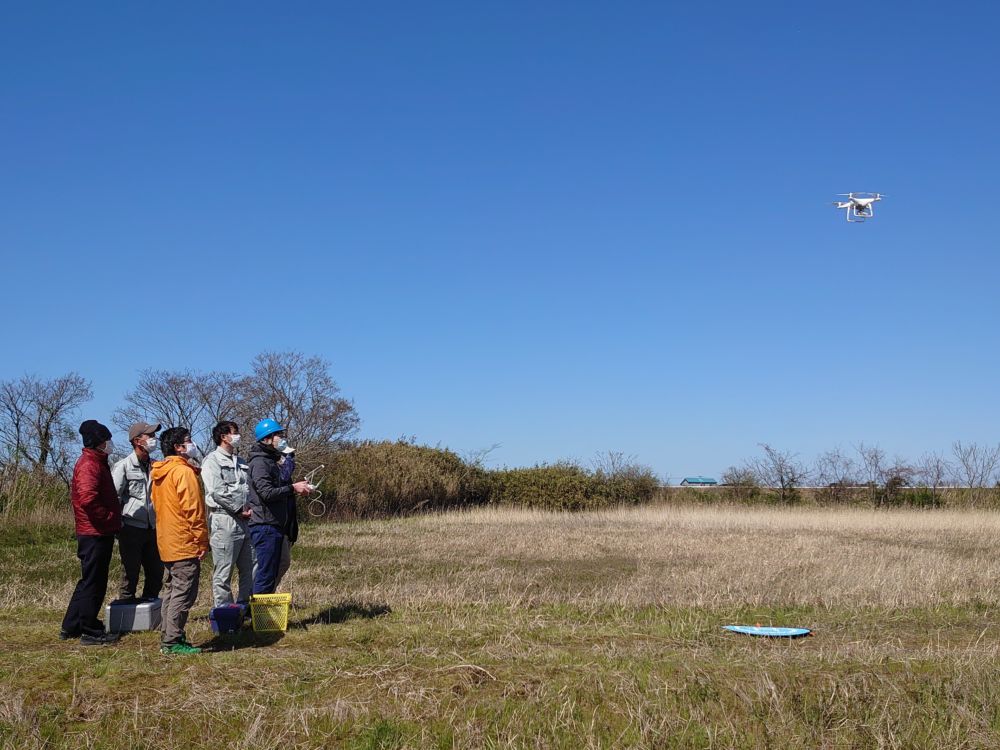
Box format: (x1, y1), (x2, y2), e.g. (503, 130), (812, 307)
(2, 3), (997, 480)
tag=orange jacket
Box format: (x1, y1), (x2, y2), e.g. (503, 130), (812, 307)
(150, 456), (209, 562)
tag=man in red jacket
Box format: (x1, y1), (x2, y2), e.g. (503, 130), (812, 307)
(60, 420), (123, 645)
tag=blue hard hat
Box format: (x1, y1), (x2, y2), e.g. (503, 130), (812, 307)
(254, 419), (285, 442)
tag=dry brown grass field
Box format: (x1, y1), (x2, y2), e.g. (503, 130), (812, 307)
(3, 504), (1000, 748)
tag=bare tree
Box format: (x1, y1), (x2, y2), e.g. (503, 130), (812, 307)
(882, 458), (916, 505)
(721, 463), (760, 503)
(751, 444), (808, 503)
(238, 352), (359, 450)
(193, 371), (249, 435)
(115, 369), (208, 437)
(0, 373), (92, 472)
(592, 450), (635, 477)
(114, 369), (248, 447)
(855, 442), (886, 506)
(916, 451), (951, 507)
(28, 374), (93, 469)
(814, 447), (860, 503)
(462, 443), (502, 470)
(854, 442), (922, 507)
(116, 354), (358, 453)
(950, 441), (1000, 488)
(0, 380), (28, 464)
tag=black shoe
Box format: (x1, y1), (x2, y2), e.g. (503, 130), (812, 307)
(80, 632), (121, 646)
(59, 629), (81, 641)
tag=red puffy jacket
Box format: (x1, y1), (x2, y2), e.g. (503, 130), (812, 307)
(71, 448), (123, 536)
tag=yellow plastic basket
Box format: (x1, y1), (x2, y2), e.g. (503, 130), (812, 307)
(250, 593), (291, 632)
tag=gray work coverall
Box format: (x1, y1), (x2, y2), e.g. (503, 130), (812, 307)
(111, 452), (163, 600)
(200, 446), (256, 606)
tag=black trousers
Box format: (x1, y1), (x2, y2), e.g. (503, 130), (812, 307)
(61, 534), (115, 636)
(117, 524), (163, 599)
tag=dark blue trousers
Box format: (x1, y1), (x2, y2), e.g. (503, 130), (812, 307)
(250, 524), (284, 595)
(62, 534), (115, 636)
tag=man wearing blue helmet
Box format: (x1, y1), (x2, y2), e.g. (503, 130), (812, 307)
(246, 419), (310, 595)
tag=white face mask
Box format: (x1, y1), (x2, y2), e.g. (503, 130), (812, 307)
(143, 437), (158, 452)
(101, 440), (116, 455)
(274, 437), (288, 452)
(182, 442), (200, 459)
(228, 434), (241, 447)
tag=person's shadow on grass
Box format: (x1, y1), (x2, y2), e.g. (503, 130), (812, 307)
(200, 630), (284, 652)
(289, 600), (392, 630)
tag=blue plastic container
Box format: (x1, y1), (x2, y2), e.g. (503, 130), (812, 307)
(209, 604), (245, 634)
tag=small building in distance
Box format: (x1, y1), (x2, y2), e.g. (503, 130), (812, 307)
(681, 476), (718, 487)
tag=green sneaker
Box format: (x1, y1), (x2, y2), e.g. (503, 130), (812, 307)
(160, 642), (202, 655)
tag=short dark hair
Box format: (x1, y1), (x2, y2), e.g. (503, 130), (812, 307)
(160, 427), (191, 457)
(212, 421), (239, 446)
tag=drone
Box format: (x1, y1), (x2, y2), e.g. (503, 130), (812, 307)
(832, 192), (885, 222)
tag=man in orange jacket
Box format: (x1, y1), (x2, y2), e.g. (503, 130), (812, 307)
(151, 426), (209, 655)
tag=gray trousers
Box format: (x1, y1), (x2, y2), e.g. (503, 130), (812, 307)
(209, 512), (256, 606)
(161, 558), (200, 646)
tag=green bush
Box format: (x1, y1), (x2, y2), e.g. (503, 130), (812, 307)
(893, 487), (942, 509)
(315, 440), (487, 519)
(483, 461), (660, 511)
(308, 443), (660, 517)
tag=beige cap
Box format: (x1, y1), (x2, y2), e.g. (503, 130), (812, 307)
(128, 422), (161, 442)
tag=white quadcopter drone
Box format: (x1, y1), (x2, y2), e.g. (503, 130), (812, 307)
(832, 192), (885, 222)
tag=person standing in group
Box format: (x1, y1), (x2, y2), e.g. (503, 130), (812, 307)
(275, 445), (298, 588)
(247, 420), (310, 595)
(60, 420), (122, 645)
(111, 422), (163, 602)
(150, 427), (209, 655)
(200, 420), (255, 607)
